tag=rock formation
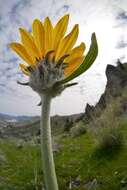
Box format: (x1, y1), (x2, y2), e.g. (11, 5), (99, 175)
(85, 60), (127, 121)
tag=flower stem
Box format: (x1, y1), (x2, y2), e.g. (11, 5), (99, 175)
(40, 94), (59, 190)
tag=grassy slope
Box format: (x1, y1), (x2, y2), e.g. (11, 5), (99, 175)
(0, 89), (127, 190)
(56, 121), (127, 190)
(0, 120), (127, 190)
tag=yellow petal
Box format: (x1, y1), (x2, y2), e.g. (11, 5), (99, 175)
(65, 42), (86, 62)
(19, 28), (40, 60)
(19, 64), (30, 76)
(64, 56), (84, 77)
(53, 14), (69, 51)
(44, 17), (53, 54)
(10, 42), (35, 66)
(32, 19), (45, 58)
(55, 24), (79, 61)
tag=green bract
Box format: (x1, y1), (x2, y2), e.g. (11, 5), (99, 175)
(59, 33), (98, 84)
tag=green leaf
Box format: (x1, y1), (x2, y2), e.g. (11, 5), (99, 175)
(58, 32), (98, 84)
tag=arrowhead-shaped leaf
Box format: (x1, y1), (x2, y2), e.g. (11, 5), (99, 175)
(58, 32), (98, 84)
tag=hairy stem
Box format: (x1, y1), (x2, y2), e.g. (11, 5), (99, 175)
(40, 94), (59, 190)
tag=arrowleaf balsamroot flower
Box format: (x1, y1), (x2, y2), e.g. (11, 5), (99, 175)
(9, 14), (98, 190)
(10, 14), (98, 96)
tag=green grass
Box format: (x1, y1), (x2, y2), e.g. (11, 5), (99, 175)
(0, 139), (42, 190)
(0, 120), (127, 190)
(56, 125), (127, 190)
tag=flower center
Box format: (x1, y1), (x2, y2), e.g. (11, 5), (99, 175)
(29, 51), (69, 96)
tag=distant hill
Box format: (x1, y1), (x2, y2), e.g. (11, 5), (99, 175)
(0, 112), (83, 139)
(0, 113), (39, 122)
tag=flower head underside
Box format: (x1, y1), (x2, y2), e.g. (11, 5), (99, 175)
(10, 14), (98, 95)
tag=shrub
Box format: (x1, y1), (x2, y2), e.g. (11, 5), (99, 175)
(70, 122), (87, 137)
(96, 127), (124, 156)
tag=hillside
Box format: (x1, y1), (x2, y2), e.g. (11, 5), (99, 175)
(0, 61), (127, 190)
(0, 113), (83, 139)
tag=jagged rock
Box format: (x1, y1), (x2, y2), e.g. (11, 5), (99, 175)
(85, 104), (95, 120)
(105, 60), (127, 98)
(85, 94), (106, 122)
(84, 61), (127, 121)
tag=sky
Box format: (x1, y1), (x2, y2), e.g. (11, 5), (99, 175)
(0, 0), (127, 116)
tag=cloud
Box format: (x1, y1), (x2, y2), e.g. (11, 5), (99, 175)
(116, 38), (127, 49)
(117, 11), (127, 22)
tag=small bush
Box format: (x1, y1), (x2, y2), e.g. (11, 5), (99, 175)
(70, 122), (87, 137)
(101, 130), (123, 149)
(96, 127), (124, 155)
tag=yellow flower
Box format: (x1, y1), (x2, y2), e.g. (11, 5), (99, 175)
(10, 15), (85, 76)
(10, 14), (98, 86)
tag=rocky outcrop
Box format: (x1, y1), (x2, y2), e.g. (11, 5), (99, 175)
(105, 60), (127, 97)
(85, 60), (127, 121)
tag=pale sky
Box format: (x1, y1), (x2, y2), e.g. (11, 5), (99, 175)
(0, 0), (127, 116)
